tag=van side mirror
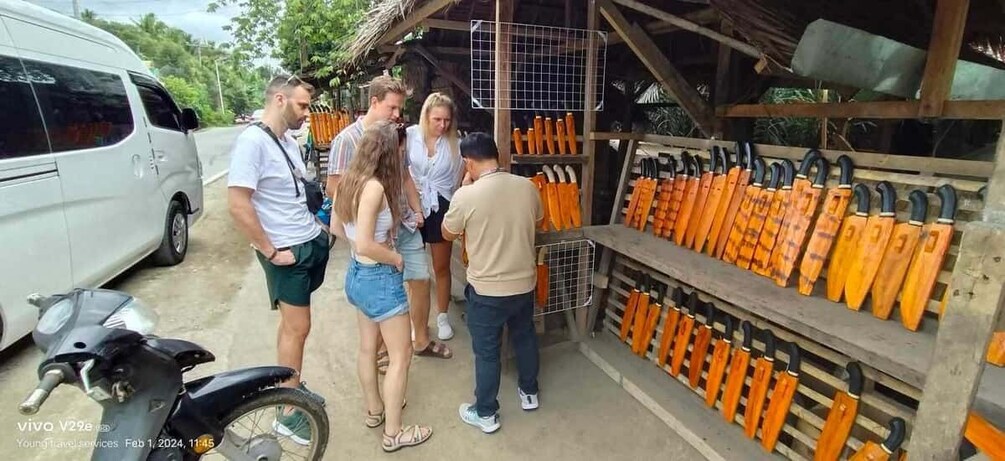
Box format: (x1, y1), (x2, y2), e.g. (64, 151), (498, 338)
(181, 108), (199, 131)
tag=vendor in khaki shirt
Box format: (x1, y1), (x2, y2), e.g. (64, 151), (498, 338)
(441, 132), (544, 434)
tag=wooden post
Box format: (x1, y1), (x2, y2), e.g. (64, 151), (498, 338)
(910, 124), (1005, 458)
(577, 0), (600, 337)
(918, 0), (969, 117)
(712, 21), (733, 139)
(586, 139), (639, 335)
(820, 89), (829, 149)
(494, 0), (513, 169)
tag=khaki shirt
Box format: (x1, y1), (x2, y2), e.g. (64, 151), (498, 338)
(443, 171), (543, 296)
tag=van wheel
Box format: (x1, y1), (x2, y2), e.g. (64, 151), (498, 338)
(152, 201), (188, 266)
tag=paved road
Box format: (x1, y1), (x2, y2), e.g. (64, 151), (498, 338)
(195, 125), (246, 184)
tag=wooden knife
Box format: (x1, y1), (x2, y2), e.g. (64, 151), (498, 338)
(844, 181), (897, 310)
(707, 144), (745, 256)
(849, 417), (905, 461)
(670, 290), (698, 378)
(565, 112), (578, 155)
(737, 161), (782, 270)
(564, 166), (582, 228)
(900, 184), (958, 331)
(541, 165), (565, 231)
(815, 361), (864, 461)
(704, 316), (734, 408)
(656, 287), (684, 368)
(652, 155), (677, 237)
(674, 153), (702, 246)
(619, 272), (646, 342)
(662, 154), (690, 239)
(870, 190), (928, 319)
(752, 159), (796, 276)
(722, 320), (754, 423)
(761, 343), (801, 451)
(693, 146), (731, 252)
(773, 156), (838, 287)
(744, 329), (776, 438)
(555, 112), (568, 155)
(688, 301), (715, 388)
(637, 284), (666, 358)
(684, 150), (716, 248)
(723, 157), (766, 264)
(825, 184), (871, 302)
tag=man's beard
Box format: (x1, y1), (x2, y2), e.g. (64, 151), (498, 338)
(284, 105), (304, 130)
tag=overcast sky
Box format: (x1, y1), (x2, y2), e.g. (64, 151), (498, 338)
(26, 0), (241, 45)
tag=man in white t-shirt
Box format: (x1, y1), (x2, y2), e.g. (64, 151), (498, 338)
(228, 75), (327, 444)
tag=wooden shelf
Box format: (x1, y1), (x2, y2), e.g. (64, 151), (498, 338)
(536, 228), (587, 244)
(511, 154), (589, 165)
(581, 224), (1005, 422)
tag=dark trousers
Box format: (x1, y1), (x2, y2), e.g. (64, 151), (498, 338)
(465, 284), (540, 417)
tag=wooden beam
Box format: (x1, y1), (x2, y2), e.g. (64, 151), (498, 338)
(718, 100), (1005, 120)
(412, 44), (472, 97)
(910, 223), (1005, 458)
(376, 0), (456, 46)
(712, 20), (733, 138)
(918, 0), (971, 117)
(494, 0), (513, 170)
(577, 0), (600, 339)
(421, 18), (470, 32)
(607, 8), (718, 45)
(598, 0), (716, 136)
(610, 0), (760, 59)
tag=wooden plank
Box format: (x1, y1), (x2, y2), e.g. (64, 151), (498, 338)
(607, 8), (719, 45)
(421, 18), (470, 32)
(376, 0), (456, 46)
(712, 20), (733, 138)
(511, 155), (589, 165)
(910, 223), (1005, 458)
(412, 44), (472, 96)
(609, 0), (760, 59)
(918, 0), (970, 117)
(494, 1), (513, 170)
(597, 0), (716, 137)
(582, 0), (599, 223)
(584, 224), (934, 388)
(718, 100), (1005, 120)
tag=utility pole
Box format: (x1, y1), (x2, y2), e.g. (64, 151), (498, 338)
(214, 59), (225, 114)
(72, 0), (80, 18)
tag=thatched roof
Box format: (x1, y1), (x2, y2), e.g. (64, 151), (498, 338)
(342, 0), (419, 68)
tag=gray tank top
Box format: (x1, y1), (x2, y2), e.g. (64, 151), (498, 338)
(343, 205), (394, 243)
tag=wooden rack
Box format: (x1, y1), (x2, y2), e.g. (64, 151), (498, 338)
(581, 132), (1005, 459)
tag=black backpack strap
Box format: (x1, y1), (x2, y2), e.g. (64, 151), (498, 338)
(254, 122), (301, 197)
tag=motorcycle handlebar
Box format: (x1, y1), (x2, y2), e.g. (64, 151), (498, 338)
(19, 369), (65, 415)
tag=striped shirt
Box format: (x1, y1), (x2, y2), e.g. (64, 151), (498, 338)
(328, 118), (418, 231)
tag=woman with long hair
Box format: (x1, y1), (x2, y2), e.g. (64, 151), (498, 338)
(405, 92), (464, 351)
(331, 120), (432, 452)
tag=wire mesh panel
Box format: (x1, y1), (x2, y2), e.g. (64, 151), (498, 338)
(535, 239), (596, 317)
(470, 20), (607, 111)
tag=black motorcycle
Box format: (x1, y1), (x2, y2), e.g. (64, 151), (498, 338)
(19, 288), (329, 460)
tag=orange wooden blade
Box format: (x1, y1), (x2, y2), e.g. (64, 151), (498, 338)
(638, 303), (662, 357)
(988, 331), (1005, 366)
(825, 216), (867, 302)
(752, 189), (792, 276)
(561, 183), (577, 230)
(546, 184), (564, 231)
(653, 179), (673, 236)
(708, 167), (743, 255)
(536, 251), (548, 309)
(636, 180), (659, 232)
(744, 358), (774, 438)
(685, 172), (714, 248)
(966, 412), (1005, 461)
(565, 113), (578, 155)
(844, 216), (895, 310)
(723, 186), (759, 263)
(526, 128), (537, 155)
(799, 188), (853, 295)
(772, 187), (826, 286)
(714, 169), (751, 257)
(555, 119), (568, 155)
(513, 128), (524, 155)
(870, 224), (923, 319)
(704, 341), (732, 407)
(737, 189), (774, 270)
(815, 393), (860, 461)
(688, 326), (712, 388)
(674, 177), (700, 245)
(619, 289), (640, 342)
(848, 442), (889, 461)
(900, 223), (954, 331)
(565, 171), (582, 228)
(721, 349), (751, 423)
(656, 308), (680, 367)
(534, 175), (551, 232)
(664, 176), (688, 238)
(761, 373), (799, 451)
(624, 180), (643, 227)
(694, 174), (728, 252)
(544, 118), (556, 155)
(534, 116), (544, 153)
(670, 316), (695, 377)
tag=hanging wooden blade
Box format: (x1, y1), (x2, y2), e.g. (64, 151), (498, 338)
(870, 190), (928, 319)
(844, 182), (897, 311)
(825, 184), (872, 302)
(900, 185), (957, 331)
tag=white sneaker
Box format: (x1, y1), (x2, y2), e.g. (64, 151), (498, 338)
(437, 313), (454, 340)
(518, 389), (539, 411)
(459, 403), (500, 433)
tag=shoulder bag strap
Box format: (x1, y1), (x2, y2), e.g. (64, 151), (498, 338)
(254, 122), (302, 197)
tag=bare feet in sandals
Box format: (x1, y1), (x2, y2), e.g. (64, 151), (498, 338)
(382, 425), (433, 452)
(414, 340), (452, 359)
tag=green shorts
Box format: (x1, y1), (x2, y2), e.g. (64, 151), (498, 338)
(256, 231), (330, 309)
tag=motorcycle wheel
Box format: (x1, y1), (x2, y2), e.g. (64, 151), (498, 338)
(200, 387), (329, 461)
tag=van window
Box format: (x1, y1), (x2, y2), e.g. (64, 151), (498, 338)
(22, 59), (134, 152)
(0, 55), (50, 159)
(136, 84), (183, 131)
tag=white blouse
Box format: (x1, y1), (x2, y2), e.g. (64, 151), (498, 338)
(406, 125), (463, 217)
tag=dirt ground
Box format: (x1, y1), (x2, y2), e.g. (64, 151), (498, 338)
(0, 178), (701, 460)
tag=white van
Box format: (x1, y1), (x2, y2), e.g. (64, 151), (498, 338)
(0, 1), (203, 350)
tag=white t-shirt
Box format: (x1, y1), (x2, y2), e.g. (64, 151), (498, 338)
(228, 126), (321, 248)
(406, 125), (463, 217)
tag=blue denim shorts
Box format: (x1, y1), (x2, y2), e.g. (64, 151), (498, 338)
(345, 258), (409, 322)
(396, 225), (430, 281)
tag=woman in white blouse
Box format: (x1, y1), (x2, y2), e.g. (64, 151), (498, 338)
(406, 93), (465, 354)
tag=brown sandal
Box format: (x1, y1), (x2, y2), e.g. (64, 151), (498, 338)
(377, 350), (389, 375)
(415, 340), (453, 359)
(382, 424), (433, 452)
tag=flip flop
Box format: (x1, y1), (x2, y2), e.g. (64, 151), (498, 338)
(415, 340), (453, 359)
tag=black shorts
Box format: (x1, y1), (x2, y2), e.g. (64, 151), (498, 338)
(420, 194), (450, 244)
